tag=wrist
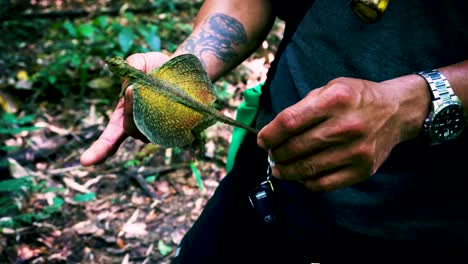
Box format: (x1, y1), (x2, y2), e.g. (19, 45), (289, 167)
(381, 74), (432, 142)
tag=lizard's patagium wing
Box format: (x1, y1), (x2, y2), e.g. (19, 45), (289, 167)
(151, 54), (217, 105)
(132, 54), (217, 148)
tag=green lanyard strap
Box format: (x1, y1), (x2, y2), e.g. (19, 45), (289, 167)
(226, 83), (262, 172)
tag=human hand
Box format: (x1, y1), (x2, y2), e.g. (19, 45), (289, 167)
(257, 77), (429, 191)
(80, 52), (170, 166)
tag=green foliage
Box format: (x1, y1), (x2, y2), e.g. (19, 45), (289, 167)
(158, 240), (173, 256)
(190, 162), (204, 193)
(0, 112), (40, 135)
(124, 159), (141, 168)
(0, 177), (33, 192)
(0, 177), (65, 229)
(29, 12), (163, 98)
(73, 192), (96, 203)
(145, 174), (159, 182)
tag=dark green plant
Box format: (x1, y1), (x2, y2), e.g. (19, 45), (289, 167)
(0, 112), (39, 136)
(30, 12), (163, 98)
(0, 177), (65, 229)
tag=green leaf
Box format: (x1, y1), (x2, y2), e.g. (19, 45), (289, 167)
(42, 187), (66, 193)
(118, 27), (135, 53)
(1, 113), (17, 125)
(17, 114), (36, 125)
(43, 187), (66, 193)
(43, 196), (64, 214)
(63, 21), (77, 37)
(78, 24), (95, 38)
(53, 196), (64, 207)
(145, 174), (159, 182)
(94, 16), (108, 28)
(157, 240), (172, 256)
(123, 159), (140, 168)
(73, 192), (96, 203)
(0, 145), (20, 152)
(190, 162), (205, 193)
(124, 12), (135, 23)
(14, 213), (36, 224)
(30, 180), (47, 192)
(48, 75), (57, 84)
(0, 126), (40, 135)
(167, 42), (178, 53)
(0, 177), (33, 192)
(0, 203), (19, 216)
(146, 33), (161, 51)
(70, 53), (81, 67)
(0, 218), (14, 228)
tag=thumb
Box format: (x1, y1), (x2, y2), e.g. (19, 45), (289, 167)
(80, 99), (128, 166)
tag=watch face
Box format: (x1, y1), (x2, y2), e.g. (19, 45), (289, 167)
(430, 103), (465, 141)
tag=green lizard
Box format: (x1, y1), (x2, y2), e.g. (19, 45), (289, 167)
(105, 54), (258, 148)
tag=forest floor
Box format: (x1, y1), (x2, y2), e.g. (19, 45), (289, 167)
(0, 1), (284, 263)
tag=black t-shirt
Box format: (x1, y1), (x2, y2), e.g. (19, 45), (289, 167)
(256, 0), (468, 245)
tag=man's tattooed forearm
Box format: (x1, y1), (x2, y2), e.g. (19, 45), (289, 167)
(180, 13), (247, 66)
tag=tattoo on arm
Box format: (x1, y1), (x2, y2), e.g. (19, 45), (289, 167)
(180, 13), (247, 67)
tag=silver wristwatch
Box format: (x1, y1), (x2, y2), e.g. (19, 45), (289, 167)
(417, 69), (465, 144)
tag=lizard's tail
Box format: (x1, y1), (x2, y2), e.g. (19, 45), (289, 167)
(215, 113), (259, 134)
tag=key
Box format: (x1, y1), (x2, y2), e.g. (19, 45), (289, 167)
(248, 156), (277, 224)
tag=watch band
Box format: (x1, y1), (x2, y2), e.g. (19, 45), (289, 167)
(417, 69), (454, 103)
(416, 68), (465, 144)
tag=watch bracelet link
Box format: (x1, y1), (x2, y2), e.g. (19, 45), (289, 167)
(417, 69), (454, 103)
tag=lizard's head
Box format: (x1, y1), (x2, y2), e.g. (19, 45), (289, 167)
(104, 57), (129, 77)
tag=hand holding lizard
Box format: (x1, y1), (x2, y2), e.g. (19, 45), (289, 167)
(80, 52), (169, 166)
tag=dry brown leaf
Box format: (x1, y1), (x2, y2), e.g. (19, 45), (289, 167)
(63, 177), (91, 193)
(122, 223), (148, 238)
(72, 220), (101, 235)
(8, 158), (35, 178)
(17, 244), (43, 261)
(34, 121), (69, 136)
(121, 253), (130, 264)
(83, 175), (102, 189)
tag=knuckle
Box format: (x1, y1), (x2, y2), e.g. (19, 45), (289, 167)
(352, 143), (374, 167)
(328, 77), (351, 85)
(334, 84), (354, 103)
(316, 177), (336, 192)
(324, 82), (355, 108)
(125, 53), (147, 71)
(286, 136), (304, 155)
(342, 116), (366, 136)
(298, 159), (319, 177)
(276, 108), (301, 131)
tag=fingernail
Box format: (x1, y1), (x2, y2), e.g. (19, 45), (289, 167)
(257, 137), (266, 149)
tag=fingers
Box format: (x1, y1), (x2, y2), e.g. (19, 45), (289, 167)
(271, 140), (373, 181)
(258, 81), (360, 150)
(81, 52), (169, 167)
(123, 86), (135, 133)
(269, 114), (365, 163)
(257, 91), (328, 150)
(123, 86), (149, 142)
(302, 167), (364, 192)
(126, 52), (170, 72)
(80, 99), (128, 166)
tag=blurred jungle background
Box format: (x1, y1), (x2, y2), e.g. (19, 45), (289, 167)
(0, 0), (284, 263)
